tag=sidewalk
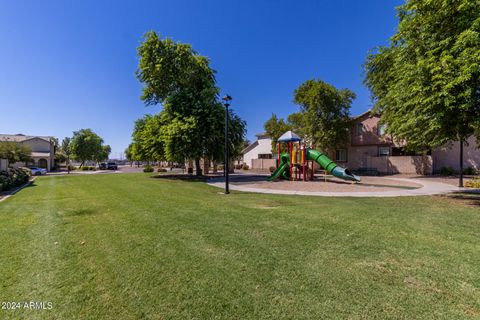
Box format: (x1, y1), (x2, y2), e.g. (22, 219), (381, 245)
(207, 176), (461, 197)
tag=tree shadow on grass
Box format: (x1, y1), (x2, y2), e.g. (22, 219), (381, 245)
(150, 174), (210, 182)
(440, 191), (480, 208)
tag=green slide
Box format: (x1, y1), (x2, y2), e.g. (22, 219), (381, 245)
(268, 154), (290, 181)
(306, 149), (361, 182)
(268, 149), (361, 182)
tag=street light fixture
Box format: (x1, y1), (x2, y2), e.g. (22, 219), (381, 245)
(222, 94), (232, 194)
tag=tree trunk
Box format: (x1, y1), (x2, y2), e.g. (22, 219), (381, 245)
(213, 161), (218, 173)
(459, 138), (464, 187)
(203, 158), (209, 175)
(195, 158), (202, 176)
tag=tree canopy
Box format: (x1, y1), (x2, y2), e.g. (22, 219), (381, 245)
(293, 79), (354, 152)
(264, 79), (354, 153)
(135, 31), (246, 174)
(70, 129), (109, 166)
(364, 0), (480, 147)
(0, 142), (32, 166)
(364, 0), (480, 185)
(264, 114), (293, 151)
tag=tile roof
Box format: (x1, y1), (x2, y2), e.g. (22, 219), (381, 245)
(0, 134), (51, 143)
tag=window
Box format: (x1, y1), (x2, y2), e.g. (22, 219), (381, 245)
(258, 154), (273, 159)
(378, 146), (390, 157)
(335, 149), (347, 162)
(355, 123), (364, 136)
(378, 123), (386, 136)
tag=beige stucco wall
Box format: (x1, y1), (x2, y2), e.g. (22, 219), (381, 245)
(345, 145), (379, 169)
(432, 136), (480, 172)
(351, 114), (395, 147)
(368, 155), (433, 175)
(244, 137), (273, 168)
(20, 138), (51, 152)
(251, 158), (276, 170)
(19, 138), (54, 171)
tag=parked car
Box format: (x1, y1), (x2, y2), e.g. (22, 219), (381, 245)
(107, 162), (118, 170)
(98, 162), (118, 170)
(28, 166), (47, 176)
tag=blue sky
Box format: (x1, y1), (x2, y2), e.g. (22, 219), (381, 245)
(0, 0), (403, 158)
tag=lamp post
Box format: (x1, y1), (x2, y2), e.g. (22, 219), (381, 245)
(222, 94), (232, 194)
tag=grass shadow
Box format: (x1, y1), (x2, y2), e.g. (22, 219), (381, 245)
(151, 174), (210, 182)
(441, 191), (480, 207)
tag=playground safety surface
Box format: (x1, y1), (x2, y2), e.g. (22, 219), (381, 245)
(207, 174), (460, 197)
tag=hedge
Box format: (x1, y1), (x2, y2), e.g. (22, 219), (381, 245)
(0, 168), (31, 192)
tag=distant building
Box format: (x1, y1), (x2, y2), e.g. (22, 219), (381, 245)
(0, 134), (55, 171)
(242, 133), (275, 170)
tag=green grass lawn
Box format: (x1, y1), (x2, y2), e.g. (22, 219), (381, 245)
(0, 173), (479, 319)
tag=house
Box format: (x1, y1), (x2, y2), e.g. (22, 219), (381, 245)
(242, 133), (275, 170)
(334, 110), (480, 174)
(0, 134), (55, 171)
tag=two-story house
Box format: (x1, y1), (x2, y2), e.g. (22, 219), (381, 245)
(335, 111), (479, 174)
(0, 134), (55, 171)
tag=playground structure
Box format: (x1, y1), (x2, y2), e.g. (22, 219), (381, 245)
(268, 131), (361, 183)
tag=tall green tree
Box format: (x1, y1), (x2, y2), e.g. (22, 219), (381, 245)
(264, 114), (293, 152)
(136, 31), (245, 174)
(0, 142), (32, 166)
(293, 79), (354, 152)
(61, 137), (72, 173)
(70, 129), (105, 167)
(129, 115), (165, 163)
(364, 0), (480, 186)
(95, 145), (111, 163)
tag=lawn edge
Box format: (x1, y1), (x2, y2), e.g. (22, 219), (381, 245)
(0, 177), (37, 203)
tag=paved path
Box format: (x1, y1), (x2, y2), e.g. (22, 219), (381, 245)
(207, 175), (460, 197)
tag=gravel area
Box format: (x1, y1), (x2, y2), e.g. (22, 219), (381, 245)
(228, 175), (422, 193)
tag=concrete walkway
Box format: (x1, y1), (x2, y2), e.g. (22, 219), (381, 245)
(207, 176), (460, 197)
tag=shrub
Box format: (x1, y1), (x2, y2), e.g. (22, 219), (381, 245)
(0, 168), (30, 191)
(465, 177), (480, 188)
(67, 165), (76, 171)
(217, 165), (224, 171)
(439, 166), (454, 176)
(269, 166), (276, 173)
(463, 167), (477, 175)
(80, 166), (95, 171)
(234, 164), (243, 170)
(143, 165), (154, 173)
(157, 168), (167, 173)
(242, 164), (249, 170)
